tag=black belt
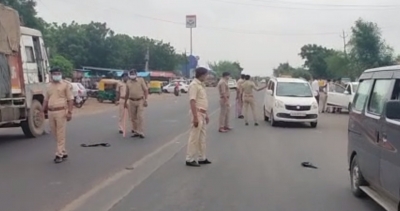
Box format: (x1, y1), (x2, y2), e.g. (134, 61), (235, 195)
(129, 97), (143, 101)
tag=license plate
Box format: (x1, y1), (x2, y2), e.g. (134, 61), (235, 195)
(290, 112), (306, 117)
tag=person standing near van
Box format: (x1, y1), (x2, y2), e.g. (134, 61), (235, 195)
(319, 80), (329, 113)
(43, 67), (74, 163)
(241, 75), (267, 126)
(186, 67), (211, 167)
(312, 78), (320, 104)
(124, 69), (148, 138)
(217, 72), (231, 133)
(236, 74), (245, 119)
(116, 72), (128, 134)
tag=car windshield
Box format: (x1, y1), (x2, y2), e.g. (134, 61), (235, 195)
(276, 82), (313, 97)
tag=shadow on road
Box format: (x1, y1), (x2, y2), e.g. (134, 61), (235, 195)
(0, 134), (29, 145)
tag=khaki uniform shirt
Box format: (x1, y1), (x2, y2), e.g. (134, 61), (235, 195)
(46, 80), (74, 109)
(127, 78), (147, 99)
(117, 81), (128, 99)
(188, 78), (208, 110)
(241, 80), (256, 95)
(217, 79), (229, 99)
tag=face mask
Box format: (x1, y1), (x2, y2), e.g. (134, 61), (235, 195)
(52, 75), (62, 81)
(129, 75), (137, 79)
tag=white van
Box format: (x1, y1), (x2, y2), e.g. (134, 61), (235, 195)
(263, 77), (319, 128)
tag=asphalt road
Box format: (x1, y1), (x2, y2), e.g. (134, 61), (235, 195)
(0, 89), (220, 211)
(0, 89), (385, 211)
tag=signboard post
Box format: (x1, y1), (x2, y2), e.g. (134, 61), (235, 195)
(186, 15), (196, 55)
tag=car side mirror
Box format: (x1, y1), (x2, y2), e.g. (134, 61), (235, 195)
(266, 89), (273, 96)
(385, 100), (400, 120)
(344, 91), (350, 95)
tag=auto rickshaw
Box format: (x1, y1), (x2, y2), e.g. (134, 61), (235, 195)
(97, 79), (119, 103)
(148, 81), (163, 94)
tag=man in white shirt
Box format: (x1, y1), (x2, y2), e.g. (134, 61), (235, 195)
(320, 80), (329, 113)
(311, 79), (320, 104)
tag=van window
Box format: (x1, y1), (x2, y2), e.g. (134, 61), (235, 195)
(25, 46), (35, 63)
(353, 80), (373, 111)
(367, 79), (392, 115)
(391, 80), (400, 100)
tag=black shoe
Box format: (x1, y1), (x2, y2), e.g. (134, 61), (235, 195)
(238, 115), (244, 119)
(186, 161), (200, 167)
(54, 156), (63, 163)
(131, 130), (136, 133)
(132, 133), (139, 137)
(255, 123), (259, 126)
(62, 154), (68, 160)
(245, 122), (249, 126)
(198, 159), (212, 164)
(138, 134), (145, 139)
(119, 130), (123, 134)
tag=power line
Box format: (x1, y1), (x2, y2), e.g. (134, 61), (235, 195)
(247, 0), (400, 8)
(204, 0), (400, 10)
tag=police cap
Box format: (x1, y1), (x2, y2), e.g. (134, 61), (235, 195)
(49, 67), (61, 73)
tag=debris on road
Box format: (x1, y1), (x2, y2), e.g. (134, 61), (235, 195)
(80, 143), (111, 147)
(301, 162), (318, 169)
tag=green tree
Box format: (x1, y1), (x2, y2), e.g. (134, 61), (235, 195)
(0, 0), (45, 30)
(325, 51), (351, 79)
(348, 19), (395, 76)
(299, 44), (335, 79)
(273, 62), (295, 77)
(291, 68), (312, 81)
(208, 60), (243, 79)
(50, 54), (74, 78)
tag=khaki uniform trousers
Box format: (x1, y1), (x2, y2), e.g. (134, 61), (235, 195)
(48, 110), (67, 157)
(118, 98), (127, 131)
(186, 111), (207, 162)
(128, 99), (144, 135)
(243, 95), (257, 123)
(219, 99), (230, 128)
(319, 92), (327, 112)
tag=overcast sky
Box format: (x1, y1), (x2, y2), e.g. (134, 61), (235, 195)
(35, 0), (400, 76)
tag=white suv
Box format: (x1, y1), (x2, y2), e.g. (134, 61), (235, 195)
(263, 77), (319, 128)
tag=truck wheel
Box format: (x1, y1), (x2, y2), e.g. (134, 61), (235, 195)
(21, 99), (45, 138)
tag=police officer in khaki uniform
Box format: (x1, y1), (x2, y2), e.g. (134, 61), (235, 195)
(186, 67), (211, 167)
(217, 72), (231, 133)
(116, 72), (128, 133)
(236, 74), (245, 119)
(241, 75), (267, 126)
(43, 67), (74, 163)
(124, 69), (148, 138)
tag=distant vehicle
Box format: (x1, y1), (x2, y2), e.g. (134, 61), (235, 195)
(263, 77), (318, 128)
(70, 82), (88, 100)
(327, 82), (359, 111)
(228, 79), (237, 89)
(348, 65), (400, 211)
(162, 82), (189, 93)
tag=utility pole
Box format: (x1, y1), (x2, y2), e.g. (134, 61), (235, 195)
(340, 30), (348, 57)
(184, 49), (188, 78)
(144, 45), (149, 72)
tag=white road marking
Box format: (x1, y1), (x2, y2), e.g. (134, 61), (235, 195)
(60, 108), (220, 211)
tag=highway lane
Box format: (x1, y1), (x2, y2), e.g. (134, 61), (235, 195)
(0, 88), (223, 211)
(109, 101), (385, 211)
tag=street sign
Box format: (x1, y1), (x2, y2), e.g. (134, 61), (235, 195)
(186, 15), (196, 28)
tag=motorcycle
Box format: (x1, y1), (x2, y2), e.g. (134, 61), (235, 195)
(74, 96), (85, 108)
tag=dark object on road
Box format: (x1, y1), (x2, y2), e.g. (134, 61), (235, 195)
(301, 162), (318, 169)
(125, 167), (134, 170)
(81, 143), (111, 147)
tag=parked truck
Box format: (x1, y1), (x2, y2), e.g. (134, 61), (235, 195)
(0, 4), (49, 137)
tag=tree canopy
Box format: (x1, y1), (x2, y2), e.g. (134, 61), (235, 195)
(208, 60), (243, 79)
(2, 0), (202, 74)
(274, 19), (397, 80)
